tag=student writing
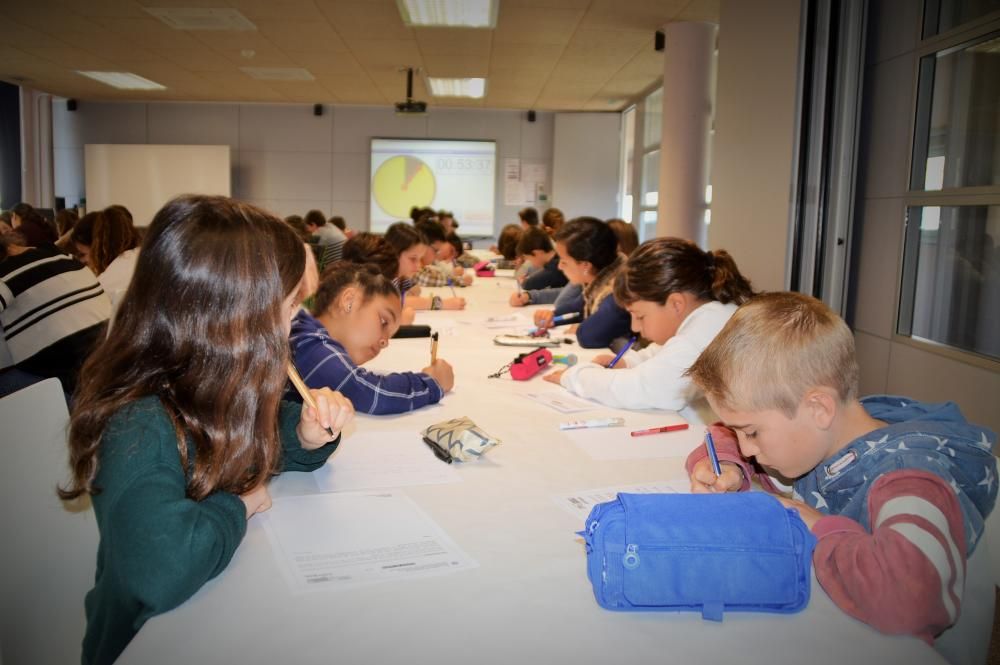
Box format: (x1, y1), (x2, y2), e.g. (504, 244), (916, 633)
(684, 292), (997, 665)
(544, 237), (753, 424)
(289, 261), (454, 414)
(60, 195), (355, 665)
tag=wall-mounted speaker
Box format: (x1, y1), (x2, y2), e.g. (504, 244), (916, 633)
(313, 103), (323, 116)
(67, 98), (78, 112)
(654, 30), (665, 52)
(527, 110), (536, 122)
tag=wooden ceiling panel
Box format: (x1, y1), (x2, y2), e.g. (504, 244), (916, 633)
(226, 0), (328, 22)
(579, 0), (689, 31)
(677, 0), (722, 21)
(1, 0), (720, 111)
(413, 28), (492, 57)
(421, 55), (490, 78)
(315, 0), (413, 41)
(288, 52), (365, 76)
(255, 20), (351, 53)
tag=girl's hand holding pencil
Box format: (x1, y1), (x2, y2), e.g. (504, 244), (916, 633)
(296, 385), (355, 449)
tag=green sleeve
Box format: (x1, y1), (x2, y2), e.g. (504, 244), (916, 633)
(278, 399), (340, 472)
(102, 464), (247, 626)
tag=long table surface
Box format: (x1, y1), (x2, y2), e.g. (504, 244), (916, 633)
(120, 272), (945, 665)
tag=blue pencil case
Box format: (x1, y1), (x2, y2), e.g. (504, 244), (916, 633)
(580, 492), (816, 620)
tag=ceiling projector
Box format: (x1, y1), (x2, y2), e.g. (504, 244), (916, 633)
(396, 67), (427, 115)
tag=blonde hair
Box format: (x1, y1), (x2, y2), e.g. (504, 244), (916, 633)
(686, 292), (858, 417)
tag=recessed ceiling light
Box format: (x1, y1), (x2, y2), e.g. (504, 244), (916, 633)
(397, 0), (498, 28)
(427, 77), (486, 98)
(240, 67), (315, 81)
(144, 8), (257, 31)
(76, 71), (166, 90)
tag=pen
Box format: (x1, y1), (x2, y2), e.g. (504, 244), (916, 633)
(446, 278), (457, 297)
(285, 363), (336, 439)
(528, 312), (581, 335)
(559, 417), (625, 431)
(705, 429), (722, 475)
(606, 335), (637, 369)
(630, 423), (690, 437)
(422, 436), (453, 464)
(430, 331), (439, 364)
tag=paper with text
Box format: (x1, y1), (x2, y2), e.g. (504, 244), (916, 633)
(555, 480), (691, 523)
(261, 491), (477, 594)
(523, 391), (595, 414)
(313, 432), (461, 493)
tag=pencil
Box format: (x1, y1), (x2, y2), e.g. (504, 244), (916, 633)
(430, 331), (439, 364)
(286, 363), (336, 439)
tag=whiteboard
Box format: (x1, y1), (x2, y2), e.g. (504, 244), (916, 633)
(84, 144), (231, 227)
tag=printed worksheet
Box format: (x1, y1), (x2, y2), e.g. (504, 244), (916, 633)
(523, 391), (595, 414)
(261, 491), (477, 594)
(313, 432), (462, 493)
(554, 480), (692, 523)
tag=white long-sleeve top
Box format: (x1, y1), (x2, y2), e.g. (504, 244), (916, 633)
(558, 300), (737, 420)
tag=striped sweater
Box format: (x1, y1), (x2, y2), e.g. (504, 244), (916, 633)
(685, 396), (997, 658)
(0, 246), (110, 388)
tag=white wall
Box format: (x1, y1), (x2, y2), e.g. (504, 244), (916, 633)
(52, 101), (555, 237)
(552, 113), (620, 221)
(709, 0), (802, 292)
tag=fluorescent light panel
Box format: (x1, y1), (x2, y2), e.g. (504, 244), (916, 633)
(76, 71), (166, 90)
(428, 77), (486, 98)
(397, 0), (498, 28)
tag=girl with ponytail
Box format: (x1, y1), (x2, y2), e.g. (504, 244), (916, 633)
(543, 237), (754, 423)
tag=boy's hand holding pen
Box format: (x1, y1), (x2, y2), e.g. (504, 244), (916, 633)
(689, 428), (744, 494)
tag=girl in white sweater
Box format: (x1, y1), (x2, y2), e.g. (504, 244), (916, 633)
(543, 237), (754, 423)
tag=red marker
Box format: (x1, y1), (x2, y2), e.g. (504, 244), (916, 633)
(630, 423), (690, 437)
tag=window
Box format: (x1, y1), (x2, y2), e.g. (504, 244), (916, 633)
(617, 87), (663, 242)
(898, 21), (1000, 363)
(922, 0), (1000, 38)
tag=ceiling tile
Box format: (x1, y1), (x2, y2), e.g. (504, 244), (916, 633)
(255, 19), (351, 53)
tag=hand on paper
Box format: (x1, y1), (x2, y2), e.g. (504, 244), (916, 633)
(442, 296), (466, 310)
(689, 459), (743, 494)
(533, 309), (555, 328)
(509, 292), (530, 307)
(240, 483), (272, 519)
(774, 495), (823, 529)
(592, 353), (626, 368)
(542, 368), (565, 385)
(298, 387), (355, 449)
(460, 273), (474, 286)
(423, 359), (455, 392)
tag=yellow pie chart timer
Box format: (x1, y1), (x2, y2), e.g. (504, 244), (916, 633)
(372, 155), (437, 219)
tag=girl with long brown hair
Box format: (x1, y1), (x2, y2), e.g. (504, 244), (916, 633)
(543, 237), (754, 423)
(60, 195), (354, 665)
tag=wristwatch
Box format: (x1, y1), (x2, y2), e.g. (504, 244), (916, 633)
(431, 295), (443, 310)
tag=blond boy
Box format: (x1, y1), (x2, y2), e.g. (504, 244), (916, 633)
(684, 292), (996, 665)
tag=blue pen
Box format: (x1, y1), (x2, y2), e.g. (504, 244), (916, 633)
(527, 311), (582, 336)
(446, 278), (456, 297)
(606, 335), (637, 368)
(704, 429), (722, 476)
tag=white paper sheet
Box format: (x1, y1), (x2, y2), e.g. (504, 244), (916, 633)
(313, 432), (461, 493)
(566, 420), (704, 461)
(481, 313), (531, 329)
(261, 491), (478, 594)
(522, 391), (596, 414)
(554, 480), (692, 522)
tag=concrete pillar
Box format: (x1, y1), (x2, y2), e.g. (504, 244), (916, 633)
(657, 21), (717, 247)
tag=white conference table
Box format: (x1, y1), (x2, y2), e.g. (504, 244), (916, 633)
(120, 273), (945, 665)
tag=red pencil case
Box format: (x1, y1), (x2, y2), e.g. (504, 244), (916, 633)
(509, 348), (552, 380)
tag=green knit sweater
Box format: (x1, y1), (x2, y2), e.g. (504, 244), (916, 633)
(81, 396), (339, 665)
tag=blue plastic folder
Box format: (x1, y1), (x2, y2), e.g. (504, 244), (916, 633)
(580, 492), (816, 620)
